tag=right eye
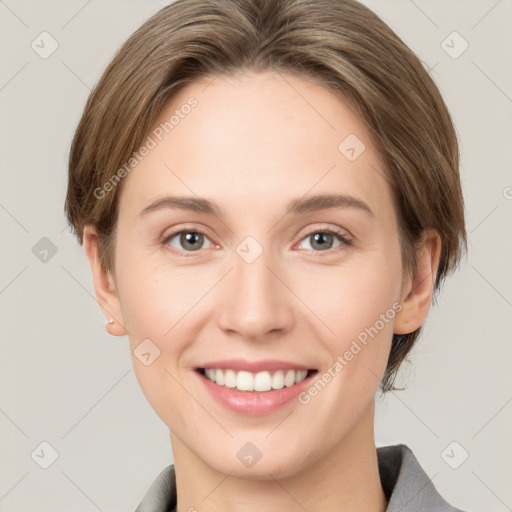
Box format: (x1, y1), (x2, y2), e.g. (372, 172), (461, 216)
(162, 229), (216, 256)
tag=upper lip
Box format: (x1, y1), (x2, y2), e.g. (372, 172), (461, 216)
(197, 359), (313, 373)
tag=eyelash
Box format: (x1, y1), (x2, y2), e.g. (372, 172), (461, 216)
(160, 226), (353, 257)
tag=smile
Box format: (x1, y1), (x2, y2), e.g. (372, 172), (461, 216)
(200, 368), (311, 392)
(194, 359), (318, 415)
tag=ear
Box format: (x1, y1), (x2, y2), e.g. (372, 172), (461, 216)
(83, 225), (127, 337)
(394, 229), (442, 335)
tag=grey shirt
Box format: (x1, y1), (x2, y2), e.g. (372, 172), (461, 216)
(135, 444), (466, 511)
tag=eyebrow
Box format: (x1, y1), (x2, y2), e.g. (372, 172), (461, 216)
(138, 193), (374, 218)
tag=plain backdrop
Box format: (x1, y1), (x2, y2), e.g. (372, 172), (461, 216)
(0, 0), (511, 510)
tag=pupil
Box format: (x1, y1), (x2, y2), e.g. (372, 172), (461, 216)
(312, 232), (332, 250)
(182, 232), (202, 250)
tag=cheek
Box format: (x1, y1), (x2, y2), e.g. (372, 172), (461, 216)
(113, 250), (192, 410)
(294, 248), (403, 346)
(116, 244), (209, 344)
(292, 267), (400, 439)
(115, 249), (235, 424)
(293, 242), (403, 393)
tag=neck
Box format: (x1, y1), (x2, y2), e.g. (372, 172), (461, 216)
(171, 401), (387, 512)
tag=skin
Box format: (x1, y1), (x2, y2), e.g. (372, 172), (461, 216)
(84, 70), (440, 512)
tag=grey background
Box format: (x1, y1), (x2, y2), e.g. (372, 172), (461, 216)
(0, 0), (511, 510)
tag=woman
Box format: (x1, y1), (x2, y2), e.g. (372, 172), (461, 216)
(65, 0), (467, 510)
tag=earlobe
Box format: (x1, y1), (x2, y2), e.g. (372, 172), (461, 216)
(393, 230), (442, 335)
(83, 225), (127, 337)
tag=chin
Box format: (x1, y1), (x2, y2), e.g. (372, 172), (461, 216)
(190, 433), (321, 481)
(207, 452), (308, 481)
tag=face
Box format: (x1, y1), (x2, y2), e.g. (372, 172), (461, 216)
(97, 70), (412, 478)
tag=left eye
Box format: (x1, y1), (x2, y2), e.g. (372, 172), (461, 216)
(297, 230), (348, 252)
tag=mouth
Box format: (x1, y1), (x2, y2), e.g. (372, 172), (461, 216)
(194, 361), (318, 415)
(197, 367), (316, 392)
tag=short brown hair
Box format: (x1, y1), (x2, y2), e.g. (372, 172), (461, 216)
(65, 0), (467, 392)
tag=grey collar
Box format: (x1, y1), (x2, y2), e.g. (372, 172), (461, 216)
(135, 444), (465, 512)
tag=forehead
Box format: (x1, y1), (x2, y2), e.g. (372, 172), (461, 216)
(117, 70), (391, 220)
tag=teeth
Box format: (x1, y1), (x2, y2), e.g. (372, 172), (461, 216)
(204, 368), (216, 382)
(237, 371), (254, 391)
(224, 369), (237, 388)
(254, 371), (272, 391)
(284, 369), (296, 387)
(272, 371), (285, 389)
(215, 369), (225, 386)
(202, 368), (309, 392)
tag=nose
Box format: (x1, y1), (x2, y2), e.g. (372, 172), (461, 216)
(216, 243), (294, 342)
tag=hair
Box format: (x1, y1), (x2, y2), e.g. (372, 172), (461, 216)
(64, 0), (466, 392)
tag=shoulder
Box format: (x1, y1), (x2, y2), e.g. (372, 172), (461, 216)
(135, 465), (176, 512)
(135, 445), (469, 512)
(377, 444), (467, 512)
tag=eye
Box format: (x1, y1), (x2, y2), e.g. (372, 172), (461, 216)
(162, 229), (215, 255)
(161, 226), (352, 257)
(297, 229), (352, 253)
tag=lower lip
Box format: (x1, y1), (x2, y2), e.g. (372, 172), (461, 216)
(196, 371), (315, 415)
